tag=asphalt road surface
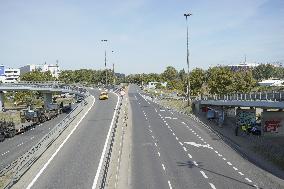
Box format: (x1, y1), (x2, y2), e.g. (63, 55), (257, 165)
(27, 89), (118, 189)
(129, 84), (283, 189)
(0, 112), (68, 171)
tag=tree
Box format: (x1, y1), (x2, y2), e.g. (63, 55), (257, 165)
(207, 67), (234, 95)
(189, 68), (206, 95)
(252, 64), (276, 81)
(21, 70), (55, 81)
(162, 66), (178, 81)
(233, 71), (256, 93)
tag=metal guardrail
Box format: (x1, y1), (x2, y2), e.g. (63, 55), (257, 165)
(199, 91), (284, 102)
(99, 95), (124, 189)
(0, 82), (87, 94)
(0, 92), (90, 189)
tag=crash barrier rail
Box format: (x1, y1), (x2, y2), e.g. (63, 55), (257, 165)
(198, 91), (284, 102)
(99, 95), (124, 189)
(0, 92), (90, 189)
(0, 82), (87, 94)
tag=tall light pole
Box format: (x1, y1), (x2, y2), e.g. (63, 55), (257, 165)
(111, 50), (116, 85)
(184, 13), (192, 106)
(101, 39), (108, 86)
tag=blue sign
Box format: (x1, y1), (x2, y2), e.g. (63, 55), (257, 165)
(0, 65), (4, 76)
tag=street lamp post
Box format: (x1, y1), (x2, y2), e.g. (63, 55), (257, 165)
(101, 39), (108, 86)
(184, 13), (192, 106)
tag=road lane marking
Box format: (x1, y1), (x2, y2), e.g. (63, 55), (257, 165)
(179, 142), (183, 146)
(91, 93), (120, 189)
(245, 178), (252, 183)
(154, 143), (158, 147)
(172, 133), (175, 136)
(222, 158), (226, 161)
(188, 154), (192, 158)
(227, 162), (232, 166)
(209, 183), (217, 189)
(193, 161), (198, 166)
(172, 118), (177, 120)
(233, 167), (238, 171)
(200, 171), (208, 178)
(175, 137), (179, 141)
(168, 180), (173, 189)
(158, 152), (161, 157)
(165, 117), (172, 119)
(27, 95), (96, 189)
(181, 122), (186, 124)
(238, 171), (244, 176)
(162, 163), (166, 171)
(183, 147), (187, 152)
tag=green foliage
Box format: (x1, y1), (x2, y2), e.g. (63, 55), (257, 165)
(252, 64), (276, 81)
(233, 71), (256, 93)
(162, 66), (178, 81)
(21, 70), (56, 81)
(189, 68), (206, 95)
(58, 69), (116, 85)
(207, 67), (235, 95)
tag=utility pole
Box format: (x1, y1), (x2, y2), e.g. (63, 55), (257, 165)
(184, 13), (192, 106)
(101, 39), (108, 86)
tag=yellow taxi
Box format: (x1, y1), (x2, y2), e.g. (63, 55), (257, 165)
(99, 91), (108, 100)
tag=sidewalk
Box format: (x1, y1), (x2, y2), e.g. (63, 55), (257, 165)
(195, 112), (284, 180)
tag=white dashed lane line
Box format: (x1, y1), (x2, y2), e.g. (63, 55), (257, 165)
(200, 171), (209, 179)
(209, 183), (217, 189)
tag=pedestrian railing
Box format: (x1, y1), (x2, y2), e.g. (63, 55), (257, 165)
(199, 91), (284, 102)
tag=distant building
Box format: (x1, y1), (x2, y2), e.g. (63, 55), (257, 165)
(227, 62), (259, 71)
(115, 73), (125, 78)
(20, 63), (61, 78)
(0, 65), (20, 83)
(258, 79), (284, 87)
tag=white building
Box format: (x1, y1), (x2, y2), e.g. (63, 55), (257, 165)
(227, 62), (259, 71)
(147, 82), (167, 89)
(0, 65), (20, 83)
(258, 79), (284, 87)
(20, 63), (61, 78)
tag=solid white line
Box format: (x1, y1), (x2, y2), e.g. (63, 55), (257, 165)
(26, 95), (95, 189)
(200, 171), (208, 178)
(209, 183), (217, 189)
(92, 93), (120, 189)
(168, 180), (173, 189)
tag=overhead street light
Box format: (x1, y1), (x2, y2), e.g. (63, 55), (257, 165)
(184, 13), (192, 106)
(101, 39), (108, 86)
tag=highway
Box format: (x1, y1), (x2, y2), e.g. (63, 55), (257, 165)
(26, 88), (118, 189)
(0, 113), (68, 171)
(129, 84), (283, 189)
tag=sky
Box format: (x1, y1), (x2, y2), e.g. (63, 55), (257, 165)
(0, 0), (283, 74)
